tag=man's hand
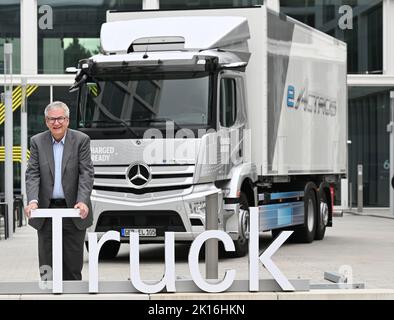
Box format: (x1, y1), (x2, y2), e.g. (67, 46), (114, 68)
(24, 202), (38, 218)
(74, 202), (89, 219)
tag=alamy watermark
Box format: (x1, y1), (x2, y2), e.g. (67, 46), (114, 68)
(141, 123), (252, 165)
(38, 5), (53, 30)
(89, 121), (253, 167)
(338, 5), (353, 30)
(38, 265), (53, 290)
(38, 4), (353, 31)
(338, 264), (354, 289)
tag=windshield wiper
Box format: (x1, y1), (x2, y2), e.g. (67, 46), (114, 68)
(82, 120), (127, 126)
(93, 102), (138, 138)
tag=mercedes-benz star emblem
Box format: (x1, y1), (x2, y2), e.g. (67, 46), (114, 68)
(126, 162), (151, 188)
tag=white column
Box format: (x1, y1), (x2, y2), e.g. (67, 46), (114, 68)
(21, 77), (28, 207)
(21, 0), (38, 74)
(4, 43), (14, 238)
(143, 0), (159, 10)
(383, 0), (394, 75)
(266, 0), (280, 12)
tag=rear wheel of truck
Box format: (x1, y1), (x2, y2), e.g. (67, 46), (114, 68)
(293, 183), (317, 243)
(85, 240), (121, 260)
(315, 186), (329, 240)
(233, 192), (250, 257)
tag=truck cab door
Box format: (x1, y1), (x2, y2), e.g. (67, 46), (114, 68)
(218, 72), (247, 179)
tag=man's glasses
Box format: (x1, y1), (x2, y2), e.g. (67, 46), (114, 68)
(46, 116), (68, 124)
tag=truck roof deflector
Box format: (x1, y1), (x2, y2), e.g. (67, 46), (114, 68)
(101, 16), (250, 54)
(128, 36), (186, 53)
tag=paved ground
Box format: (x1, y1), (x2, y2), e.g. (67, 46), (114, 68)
(0, 209), (393, 290)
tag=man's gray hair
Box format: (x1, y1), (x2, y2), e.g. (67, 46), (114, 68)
(44, 101), (70, 118)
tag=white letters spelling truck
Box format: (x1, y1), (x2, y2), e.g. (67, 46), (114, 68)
(71, 6), (347, 258)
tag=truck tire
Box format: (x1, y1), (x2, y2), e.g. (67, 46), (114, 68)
(233, 192), (250, 257)
(85, 240), (121, 260)
(293, 183), (317, 243)
(315, 186), (329, 240)
(100, 241), (121, 260)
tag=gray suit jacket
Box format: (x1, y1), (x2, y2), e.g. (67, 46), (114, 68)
(26, 129), (94, 231)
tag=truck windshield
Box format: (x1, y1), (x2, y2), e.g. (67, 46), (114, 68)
(77, 72), (214, 139)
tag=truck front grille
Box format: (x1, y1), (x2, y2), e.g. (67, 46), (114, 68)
(93, 164), (195, 196)
(93, 184), (192, 194)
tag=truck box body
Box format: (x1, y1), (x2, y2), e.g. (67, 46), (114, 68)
(106, 6), (347, 177)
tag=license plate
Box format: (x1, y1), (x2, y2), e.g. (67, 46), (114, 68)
(121, 228), (156, 237)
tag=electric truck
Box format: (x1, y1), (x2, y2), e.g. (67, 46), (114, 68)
(71, 6), (347, 258)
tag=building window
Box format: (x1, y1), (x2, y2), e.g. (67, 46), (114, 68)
(0, 84), (48, 194)
(37, 0), (142, 74)
(27, 86), (51, 139)
(322, 1), (336, 24)
(348, 87), (393, 207)
(160, 0), (263, 9)
(220, 78), (237, 127)
(281, 0), (383, 74)
(0, 3), (21, 74)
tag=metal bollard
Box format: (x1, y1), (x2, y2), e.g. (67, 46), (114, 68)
(0, 203), (3, 239)
(357, 164), (363, 213)
(14, 197), (24, 228)
(205, 193), (218, 280)
(0, 202), (9, 239)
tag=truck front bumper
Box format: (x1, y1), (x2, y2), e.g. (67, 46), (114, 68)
(88, 184), (222, 242)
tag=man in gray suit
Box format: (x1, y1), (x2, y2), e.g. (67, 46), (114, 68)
(24, 101), (94, 281)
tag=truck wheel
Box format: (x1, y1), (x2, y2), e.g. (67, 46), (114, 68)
(315, 188), (329, 240)
(85, 240), (120, 260)
(233, 192), (250, 257)
(100, 241), (121, 259)
(294, 183), (317, 243)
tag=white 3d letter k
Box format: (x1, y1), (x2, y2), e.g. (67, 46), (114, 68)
(249, 207), (295, 291)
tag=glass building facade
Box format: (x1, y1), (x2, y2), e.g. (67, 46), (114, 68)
(159, 0), (263, 9)
(0, 2), (20, 74)
(281, 0), (383, 74)
(348, 87), (393, 207)
(37, 0), (142, 74)
(0, 0), (393, 208)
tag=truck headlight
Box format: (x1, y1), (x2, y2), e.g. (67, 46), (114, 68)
(188, 201), (206, 215)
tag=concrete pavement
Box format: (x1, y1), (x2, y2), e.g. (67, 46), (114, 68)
(1, 211), (394, 299)
(0, 290), (394, 300)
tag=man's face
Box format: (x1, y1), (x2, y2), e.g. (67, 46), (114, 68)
(46, 107), (69, 141)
